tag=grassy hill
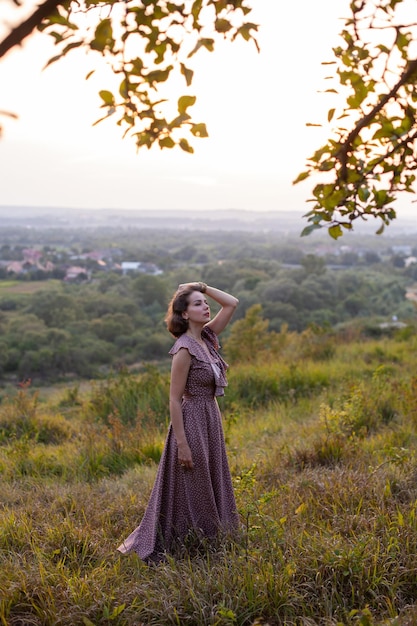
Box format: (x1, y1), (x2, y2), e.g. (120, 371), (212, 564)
(1, 328), (417, 625)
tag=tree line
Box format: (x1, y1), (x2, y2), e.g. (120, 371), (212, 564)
(0, 237), (415, 383)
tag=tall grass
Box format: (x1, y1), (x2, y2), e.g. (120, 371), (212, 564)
(2, 331), (417, 624)
(87, 365), (170, 426)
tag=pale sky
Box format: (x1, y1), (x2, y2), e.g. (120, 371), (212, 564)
(0, 1), (361, 213)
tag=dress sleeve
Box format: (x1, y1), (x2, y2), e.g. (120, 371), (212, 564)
(169, 334), (205, 359)
(169, 335), (189, 357)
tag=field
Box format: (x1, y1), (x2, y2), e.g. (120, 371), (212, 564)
(0, 279), (61, 295)
(2, 328), (417, 625)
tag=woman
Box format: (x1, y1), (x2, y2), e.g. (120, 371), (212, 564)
(117, 282), (239, 563)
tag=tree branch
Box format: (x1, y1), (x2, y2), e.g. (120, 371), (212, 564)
(337, 58), (417, 180)
(0, 0), (64, 59)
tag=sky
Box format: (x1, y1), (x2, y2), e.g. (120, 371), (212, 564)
(0, 0), (372, 215)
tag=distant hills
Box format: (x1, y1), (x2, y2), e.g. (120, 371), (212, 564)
(1, 205), (417, 236)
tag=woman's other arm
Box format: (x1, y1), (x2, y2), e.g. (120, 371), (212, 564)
(169, 348), (194, 469)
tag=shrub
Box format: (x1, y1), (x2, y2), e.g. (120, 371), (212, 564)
(226, 362), (329, 408)
(0, 387), (74, 445)
(87, 366), (170, 426)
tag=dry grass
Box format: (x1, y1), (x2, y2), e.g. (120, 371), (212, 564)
(2, 332), (417, 624)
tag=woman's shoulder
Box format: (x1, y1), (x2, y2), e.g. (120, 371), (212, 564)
(169, 334), (200, 358)
(168, 329), (219, 359)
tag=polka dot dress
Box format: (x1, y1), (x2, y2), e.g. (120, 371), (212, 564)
(117, 327), (239, 562)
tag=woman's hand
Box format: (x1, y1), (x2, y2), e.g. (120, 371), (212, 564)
(178, 282), (206, 292)
(178, 441), (194, 470)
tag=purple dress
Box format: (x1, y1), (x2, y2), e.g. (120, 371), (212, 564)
(117, 326), (239, 562)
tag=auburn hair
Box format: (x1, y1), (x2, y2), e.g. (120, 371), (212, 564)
(165, 283), (205, 337)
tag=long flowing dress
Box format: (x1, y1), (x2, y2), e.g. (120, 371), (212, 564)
(117, 326), (239, 562)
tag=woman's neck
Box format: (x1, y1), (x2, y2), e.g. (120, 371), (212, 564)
(186, 324), (204, 342)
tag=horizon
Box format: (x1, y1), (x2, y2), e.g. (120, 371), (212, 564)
(2, 203), (417, 238)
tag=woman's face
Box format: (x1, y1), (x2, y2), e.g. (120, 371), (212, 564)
(184, 290), (210, 324)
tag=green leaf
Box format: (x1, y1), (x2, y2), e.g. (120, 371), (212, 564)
(136, 132), (152, 148)
(43, 54), (63, 69)
(309, 145), (331, 164)
(301, 223), (322, 237)
(169, 113), (191, 129)
(122, 114), (134, 126)
(46, 30), (64, 44)
(327, 108), (335, 122)
(91, 18), (114, 52)
(396, 31), (410, 54)
(153, 42), (168, 64)
(62, 41), (82, 55)
(292, 171), (310, 185)
(200, 38), (214, 52)
(180, 63), (194, 87)
(145, 66), (173, 85)
(159, 136), (176, 148)
(41, 12), (78, 30)
(377, 44), (390, 54)
(99, 90), (115, 106)
(178, 95), (196, 114)
(346, 79), (369, 108)
(215, 18), (232, 33)
(190, 123), (208, 137)
(358, 186), (370, 202)
(130, 58), (144, 76)
(179, 138), (194, 153)
(119, 79), (128, 98)
(319, 160), (334, 172)
(373, 188), (394, 208)
(188, 38), (215, 57)
(167, 2), (185, 11)
(329, 224), (343, 239)
(237, 22), (259, 41)
(191, 0), (203, 23)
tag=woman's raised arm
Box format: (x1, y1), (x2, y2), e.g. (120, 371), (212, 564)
(204, 284), (238, 336)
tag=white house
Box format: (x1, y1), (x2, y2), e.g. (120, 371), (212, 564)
(121, 261), (163, 276)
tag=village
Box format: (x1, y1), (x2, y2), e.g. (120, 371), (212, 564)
(0, 246), (163, 282)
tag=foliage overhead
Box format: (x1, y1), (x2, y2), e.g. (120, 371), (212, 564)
(294, 0), (417, 238)
(2, 1), (417, 237)
(0, 0), (257, 150)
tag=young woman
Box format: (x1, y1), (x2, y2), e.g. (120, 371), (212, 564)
(117, 281), (239, 563)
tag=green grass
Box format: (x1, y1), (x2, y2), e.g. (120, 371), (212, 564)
(0, 279), (61, 295)
(2, 332), (417, 624)
(0, 280), (19, 289)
